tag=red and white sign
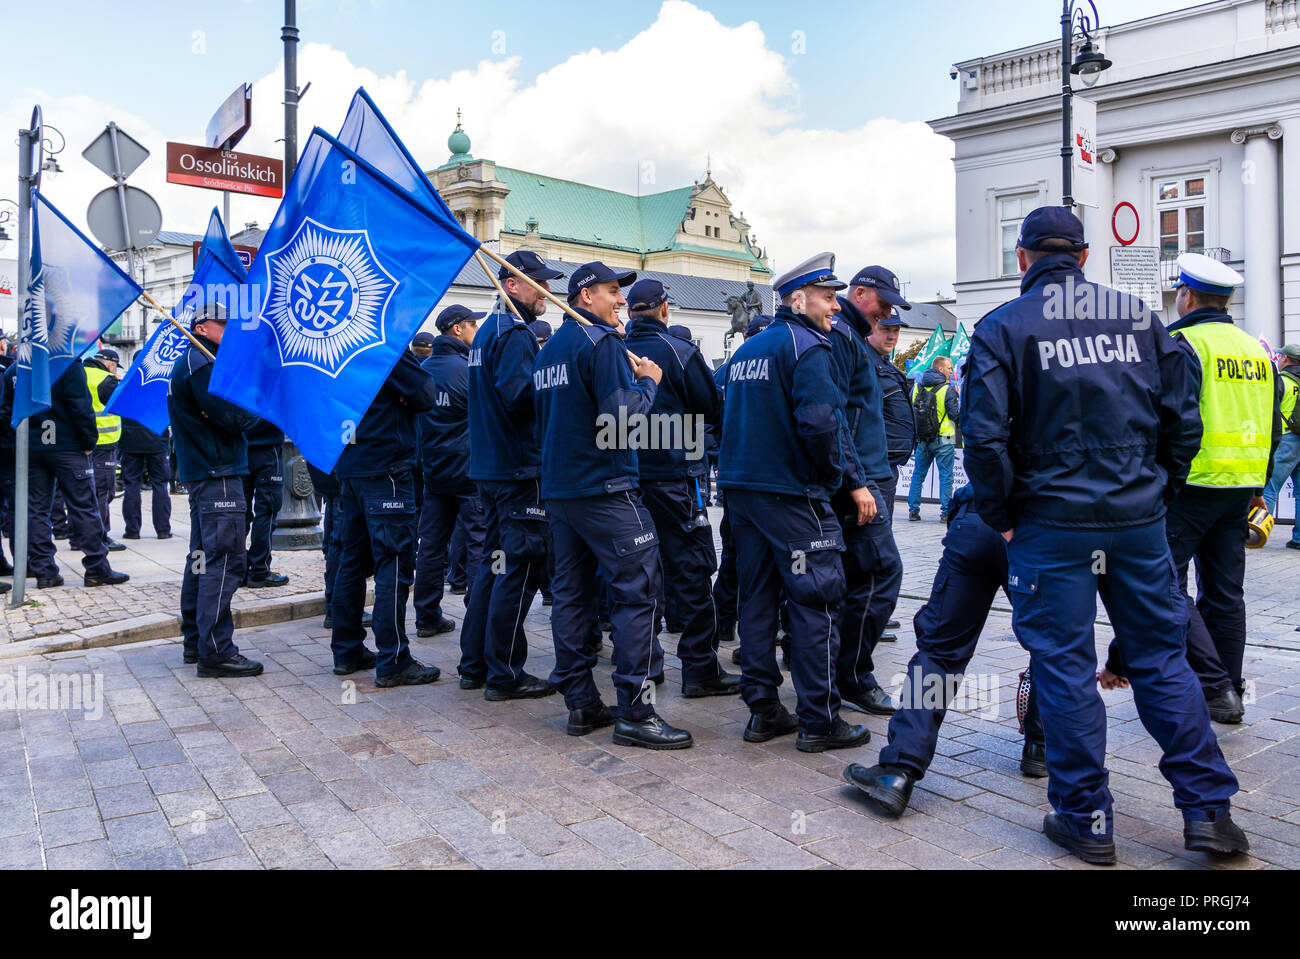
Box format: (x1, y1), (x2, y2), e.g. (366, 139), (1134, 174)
(166, 142), (283, 199)
(1112, 201), (1139, 246)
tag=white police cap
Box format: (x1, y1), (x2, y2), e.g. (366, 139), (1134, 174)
(1176, 253), (1243, 297)
(773, 252), (847, 299)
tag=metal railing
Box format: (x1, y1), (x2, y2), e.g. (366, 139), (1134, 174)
(1160, 247), (1231, 288)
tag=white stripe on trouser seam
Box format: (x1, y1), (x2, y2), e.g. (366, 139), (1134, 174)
(856, 571), (877, 680)
(824, 605), (833, 727)
(390, 475), (400, 658)
(506, 562), (530, 682)
(211, 477), (230, 657)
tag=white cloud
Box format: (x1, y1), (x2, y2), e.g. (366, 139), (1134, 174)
(1, 0), (956, 299)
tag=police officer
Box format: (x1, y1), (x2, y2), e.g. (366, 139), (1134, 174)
(719, 253), (872, 752)
(414, 304), (487, 638)
(529, 319), (553, 346)
(844, 483), (1045, 815)
(119, 416), (172, 540)
(624, 278), (737, 698)
(829, 266), (907, 715)
(1164, 253), (1283, 724)
(1, 360), (128, 589)
(865, 310), (915, 511)
(83, 348), (125, 551)
(331, 344), (439, 686)
(535, 260), (693, 748)
(168, 304), (260, 676)
(1263, 343), (1300, 549)
(410, 330), (435, 361)
(961, 207), (1246, 863)
(242, 419), (288, 587)
(461, 250), (561, 697)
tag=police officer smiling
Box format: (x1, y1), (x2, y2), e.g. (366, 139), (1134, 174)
(534, 261), (696, 749)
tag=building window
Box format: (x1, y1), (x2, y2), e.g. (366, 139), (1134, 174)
(997, 192), (1037, 276)
(1155, 174), (1208, 256)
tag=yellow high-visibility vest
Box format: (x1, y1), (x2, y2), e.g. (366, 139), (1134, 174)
(84, 365), (122, 446)
(1174, 320), (1274, 487)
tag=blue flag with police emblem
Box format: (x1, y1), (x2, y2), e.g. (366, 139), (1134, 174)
(208, 126), (479, 471)
(11, 191), (142, 428)
(105, 209), (246, 435)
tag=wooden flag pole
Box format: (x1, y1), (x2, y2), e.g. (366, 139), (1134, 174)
(473, 251), (527, 324)
(137, 289), (215, 361)
(476, 245), (642, 364)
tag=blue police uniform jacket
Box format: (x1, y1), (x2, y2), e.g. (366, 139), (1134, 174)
(623, 314), (720, 480)
(2, 362), (98, 453)
(468, 297), (541, 482)
(245, 418), (284, 447)
(533, 308), (658, 499)
(961, 253), (1203, 532)
(335, 349), (437, 479)
(119, 417), (169, 456)
(830, 296), (893, 487)
(417, 334), (473, 495)
(718, 305), (846, 499)
(865, 343), (916, 467)
(167, 335), (260, 483)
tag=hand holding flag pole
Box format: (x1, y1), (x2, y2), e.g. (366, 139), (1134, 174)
(476, 245), (642, 364)
(136, 289), (214, 361)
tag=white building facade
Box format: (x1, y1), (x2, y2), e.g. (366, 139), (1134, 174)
(930, 0), (1300, 347)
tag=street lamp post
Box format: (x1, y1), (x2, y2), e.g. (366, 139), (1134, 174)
(1060, 0), (1112, 207)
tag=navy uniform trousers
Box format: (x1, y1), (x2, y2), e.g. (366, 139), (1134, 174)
(547, 490), (663, 721)
(460, 479), (547, 689)
(180, 477), (246, 666)
(833, 485), (903, 695)
(879, 500), (1041, 778)
(640, 477), (725, 684)
(91, 446), (116, 535)
(414, 486), (485, 630)
(1005, 518), (1237, 839)
(711, 498), (739, 635)
(243, 444), (284, 579)
(1165, 488), (1250, 699)
(331, 470), (417, 679)
(728, 489), (846, 735)
(447, 512), (469, 591)
(27, 450), (110, 580)
(120, 450), (172, 537)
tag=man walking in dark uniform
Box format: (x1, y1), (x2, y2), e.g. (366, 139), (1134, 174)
(242, 419), (288, 587)
(168, 304), (261, 677)
(119, 416), (172, 539)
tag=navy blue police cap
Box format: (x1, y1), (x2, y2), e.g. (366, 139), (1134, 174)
(745, 314), (774, 338)
(411, 331), (436, 347)
(529, 319), (553, 343)
(627, 279), (674, 312)
(566, 261), (636, 302)
(435, 304), (486, 332)
(668, 324), (693, 341)
(849, 265), (912, 310)
(1016, 206), (1088, 252)
(876, 310), (905, 328)
(499, 249), (564, 282)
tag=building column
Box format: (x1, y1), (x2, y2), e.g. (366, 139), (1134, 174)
(1231, 125), (1283, 345)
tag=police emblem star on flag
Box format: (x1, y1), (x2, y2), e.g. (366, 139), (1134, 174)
(260, 217), (398, 377)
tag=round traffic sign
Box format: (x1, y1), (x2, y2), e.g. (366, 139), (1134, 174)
(1112, 201), (1139, 246)
(86, 185), (162, 252)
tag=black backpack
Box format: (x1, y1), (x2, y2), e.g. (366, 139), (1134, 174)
(1284, 369), (1300, 436)
(914, 384), (942, 444)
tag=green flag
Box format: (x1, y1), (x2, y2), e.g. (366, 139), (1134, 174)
(948, 322), (972, 373)
(909, 325), (951, 377)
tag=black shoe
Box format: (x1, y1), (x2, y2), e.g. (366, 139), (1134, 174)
(417, 615), (456, 638)
(1287, 541), (1300, 551)
(1043, 812), (1115, 865)
(1020, 739), (1048, 778)
(182, 648), (197, 665)
(939, 513), (949, 523)
(84, 571), (129, 587)
(597, 621), (612, 635)
(0, 560), (12, 577)
(612, 714), (693, 750)
(197, 654), (265, 679)
(245, 572), (289, 588)
(567, 702), (616, 736)
(650, 672), (665, 686)
(448, 585), (467, 596)
(485, 672), (556, 701)
(122, 532), (140, 540)
(374, 659), (440, 688)
(333, 648), (377, 676)
(843, 762), (916, 817)
(797, 718), (871, 753)
(1183, 815), (1249, 855)
(156, 532), (173, 540)
(879, 632), (898, 643)
(36, 575), (64, 589)
(743, 703), (799, 743)
(106, 539), (127, 552)
(1207, 688), (1244, 724)
(0, 581), (10, 594)
(841, 684), (896, 715)
(908, 511), (921, 522)
(322, 613), (333, 629)
(730, 646), (742, 665)
(886, 619), (900, 630)
(459, 674), (485, 690)
(683, 672), (741, 698)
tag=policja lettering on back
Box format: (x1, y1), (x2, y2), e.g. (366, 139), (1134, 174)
(1038, 332), (1141, 369)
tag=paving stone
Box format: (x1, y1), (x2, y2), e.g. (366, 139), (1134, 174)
(244, 822), (322, 869)
(94, 782), (159, 820)
(176, 820), (249, 865)
(39, 805), (104, 847)
(223, 793), (293, 831)
(314, 826), (400, 869)
(114, 845), (186, 870)
(45, 839), (116, 870)
(143, 762), (206, 795)
(104, 811), (175, 856)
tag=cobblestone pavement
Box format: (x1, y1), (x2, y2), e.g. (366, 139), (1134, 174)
(1, 505), (1298, 869)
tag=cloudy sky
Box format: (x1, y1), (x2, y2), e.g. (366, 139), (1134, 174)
(3, 0), (1190, 299)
